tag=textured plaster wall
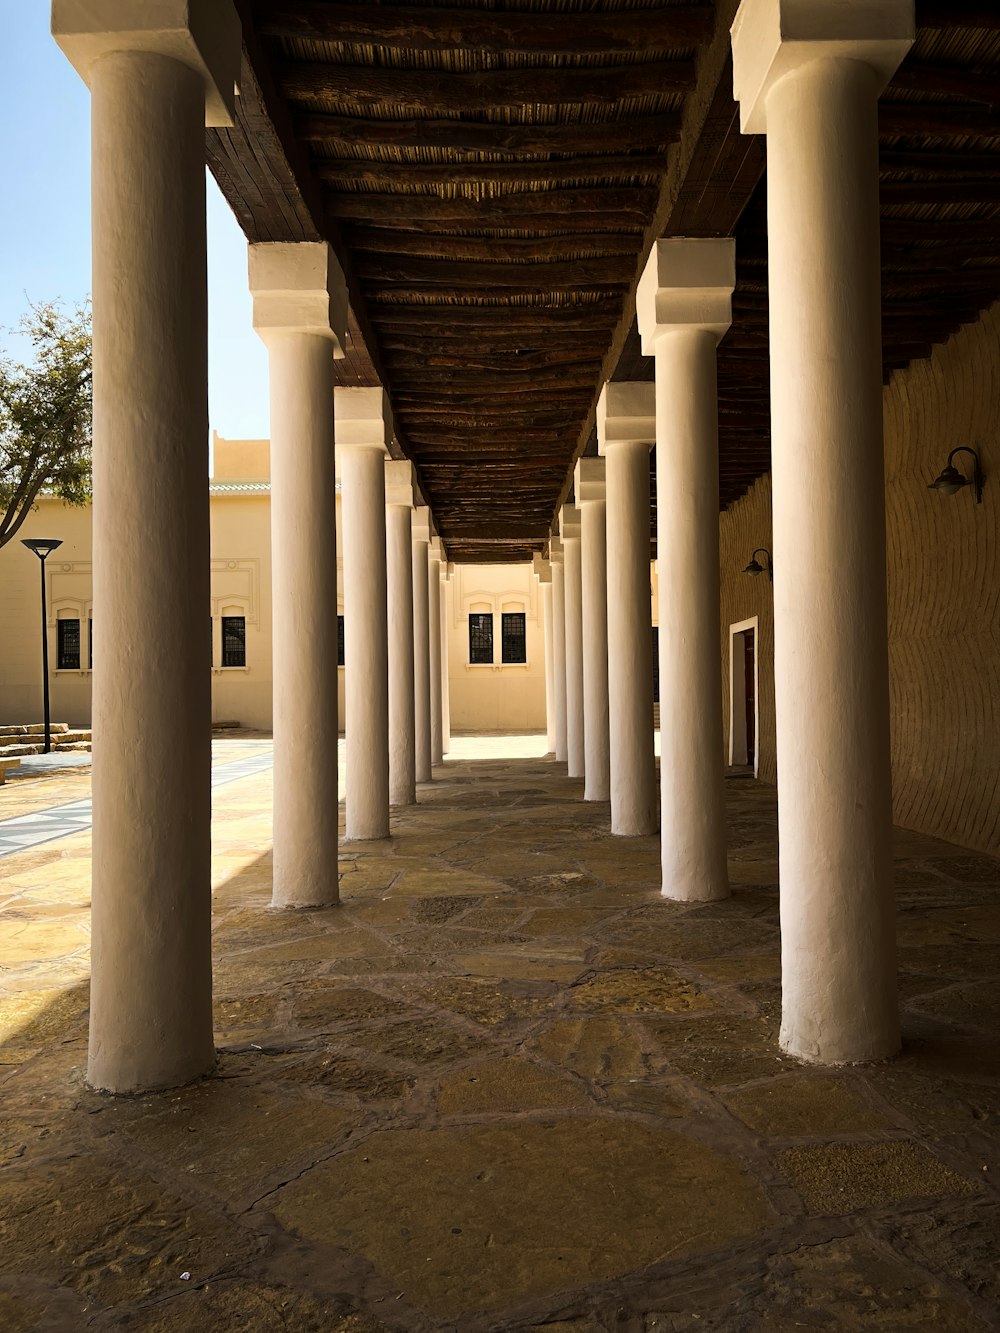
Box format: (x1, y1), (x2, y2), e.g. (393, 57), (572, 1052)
(448, 563), (546, 731)
(718, 301), (999, 851)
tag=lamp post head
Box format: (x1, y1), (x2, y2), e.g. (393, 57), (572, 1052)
(21, 538), (63, 560)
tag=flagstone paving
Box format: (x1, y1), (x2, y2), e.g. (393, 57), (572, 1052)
(0, 737), (999, 1330)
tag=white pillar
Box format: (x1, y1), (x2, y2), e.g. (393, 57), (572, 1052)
(386, 462), (418, 807)
(597, 384), (657, 836)
(550, 537), (567, 763)
(53, 1), (239, 1094)
(412, 508), (432, 783)
(335, 388), (391, 840)
(638, 238), (734, 902)
(575, 459), (610, 802)
(250, 243), (347, 908)
(560, 505), (584, 779)
(429, 539), (443, 766)
(441, 562), (452, 755)
(732, 0), (913, 1063)
(533, 554), (556, 753)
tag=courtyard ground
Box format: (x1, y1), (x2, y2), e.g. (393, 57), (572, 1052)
(0, 736), (998, 1330)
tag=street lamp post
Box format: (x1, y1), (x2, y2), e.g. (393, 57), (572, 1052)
(21, 538), (63, 754)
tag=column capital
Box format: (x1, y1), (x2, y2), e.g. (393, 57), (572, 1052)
(52, 0), (241, 126)
(548, 535), (565, 563)
(429, 536), (445, 562)
(334, 387), (392, 452)
(597, 382), (655, 455)
(412, 506), (433, 543)
(559, 503), (582, 540)
(731, 0), (914, 134)
(575, 457), (606, 505)
(637, 238), (735, 352)
(249, 242), (348, 353)
(385, 459), (420, 508)
(533, 553), (552, 584)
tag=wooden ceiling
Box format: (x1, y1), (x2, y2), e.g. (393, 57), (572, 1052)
(208, 1), (1000, 562)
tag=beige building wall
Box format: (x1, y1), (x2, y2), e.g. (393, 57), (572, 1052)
(448, 563), (546, 731)
(718, 300), (999, 852)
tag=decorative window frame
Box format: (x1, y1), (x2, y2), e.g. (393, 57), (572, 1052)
(51, 599), (87, 675)
(213, 599), (251, 673)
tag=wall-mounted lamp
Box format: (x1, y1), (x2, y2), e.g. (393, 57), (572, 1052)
(743, 547), (773, 582)
(929, 446), (984, 504)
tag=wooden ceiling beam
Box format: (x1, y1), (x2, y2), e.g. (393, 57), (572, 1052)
(915, 0), (1000, 26)
(345, 228), (640, 263)
(889, 63), (1000, 108)
(387, 349), (604, 372)
(879, 149), (1000, 174)
(880, 101), (1000, 136)
(369, 300), (623, 328)
(326, 188), (657, 224)
(356, 254), (635, 289)
(880, 180), (1000, 203)
(295, 111), (683, 155)
(317, 154), (668, 189)
(278, 60), (696, 114)
(256, 1), (715, 53)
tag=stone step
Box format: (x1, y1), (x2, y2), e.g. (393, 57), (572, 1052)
(60, 730), (92, 744)
(0, 722), (70, 737)
(0, 743), (43, 758)
(54, 742), (92, 752)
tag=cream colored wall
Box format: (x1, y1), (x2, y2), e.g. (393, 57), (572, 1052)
(0, 500), (95, 727)
(209, 494), (272, 730)
(0, 481), (274, 732)
(448, 563), (546, 731)
(717, 300), (999, 851)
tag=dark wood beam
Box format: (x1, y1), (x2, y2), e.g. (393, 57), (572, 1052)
(345, 228), (640, 264)
(256, 1), (715, 53)
(387, 348), (604, 372)
(295, 111), (683, 155)
(317, 154), (668, 190)
(889, 63), (1000, 108)
(880, 149), (1000, 174)
(915, 0), (1000, 26)
(880, 179), (1000, 203)
(880, 101), (1000, 137)
(326, 187), (657, 224)
(278, 60), (696, 114)
(356, 254), (635, 290)
(368, 300), (624, 328)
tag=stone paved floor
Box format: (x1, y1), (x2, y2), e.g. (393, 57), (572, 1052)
(1, 737), (999, 1330)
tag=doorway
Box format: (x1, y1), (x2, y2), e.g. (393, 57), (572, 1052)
(729, 617), (759, 773)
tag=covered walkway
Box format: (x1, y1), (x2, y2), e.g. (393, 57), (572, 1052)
(1, 739), (998, 1328)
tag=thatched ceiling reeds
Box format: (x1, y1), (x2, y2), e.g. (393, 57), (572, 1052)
(208, 0), (1000, 560)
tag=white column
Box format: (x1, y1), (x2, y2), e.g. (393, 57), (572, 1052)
(429, 539), (443, 766)
(54, 1), (239, 1094)
(637, 238), (734, 902)
(335, 388), (391, 840)
(250, 243), (347, 909)
(386, 462), (418, 806)
(560, 505), (584, 779)
(732, 0), (913, 1063)
(597, 384), (657, 836)
(441, 562), (452, 755)
(533, 554), (556, 753)
(549, 537), (567, 763)
(576, 459), (610, 802)
(411, 508), (432, 783)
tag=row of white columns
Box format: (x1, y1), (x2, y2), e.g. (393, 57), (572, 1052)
(533, 0), (913, 1070)
(56, 0), (910, 1091)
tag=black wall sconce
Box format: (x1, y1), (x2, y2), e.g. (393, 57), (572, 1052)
(929, 446), (984, 504)
(743, 547), (773, 582)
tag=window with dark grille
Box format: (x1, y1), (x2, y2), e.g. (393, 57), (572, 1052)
(222, 615), (246, 667)
(58, 618), (80, 670)
(651, 626), (659, 705)
(88, 617), (93, 669)
(469, 612), (493, 664)
(501, 612), (527, 664)
(338, 614), (345, 667)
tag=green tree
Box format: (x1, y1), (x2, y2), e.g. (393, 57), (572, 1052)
(0, 301), (92, 550)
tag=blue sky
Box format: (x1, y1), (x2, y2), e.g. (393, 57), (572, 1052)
(0, 7), (270, 445)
